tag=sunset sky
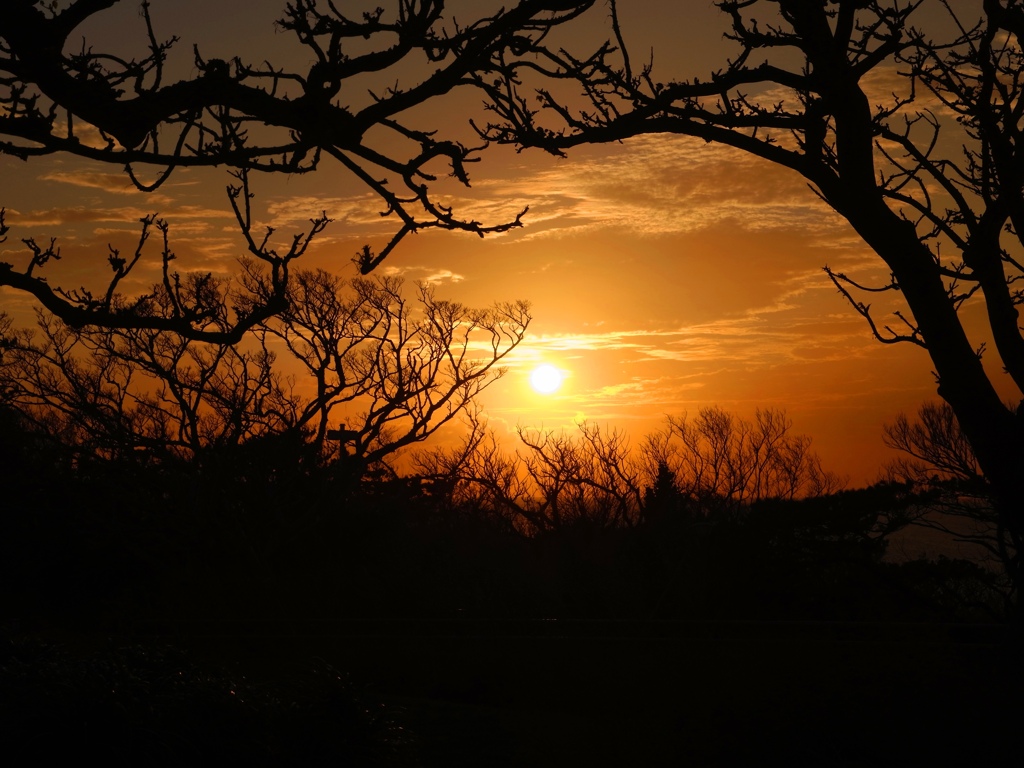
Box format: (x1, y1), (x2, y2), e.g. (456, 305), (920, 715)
(0, 0), (1009, 485)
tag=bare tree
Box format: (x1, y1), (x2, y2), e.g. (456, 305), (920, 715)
(883, 401), (1018, 600)
(475, 1), (1024, 550)
(0, 0), (593, 338)
(413, 411), (541, 533)
(1, 309), (298, 461)
(418, 407), (839, 534)
(0, 269), (530, 471)
(515, 421), (644, 531)
(417, 419), (643, 534)
(283, 273), (531, 472)
(642, 407), (846, 516)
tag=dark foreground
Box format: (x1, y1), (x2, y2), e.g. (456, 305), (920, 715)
(2, 417), (1019, 765)
(3, 620), (1020, 767)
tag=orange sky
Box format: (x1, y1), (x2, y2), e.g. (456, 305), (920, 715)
(1, 0), (1010, 485)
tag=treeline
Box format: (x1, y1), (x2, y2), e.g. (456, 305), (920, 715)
(0, 402), (1006, 630)
(0, 276), (1014, 627)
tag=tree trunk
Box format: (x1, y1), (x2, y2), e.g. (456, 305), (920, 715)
(843, 200), (1024, 545)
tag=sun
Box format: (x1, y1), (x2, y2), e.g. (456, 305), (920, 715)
(530, 364), (563, 394)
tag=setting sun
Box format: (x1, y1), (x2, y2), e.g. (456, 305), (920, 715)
(530, 364), (564, 394)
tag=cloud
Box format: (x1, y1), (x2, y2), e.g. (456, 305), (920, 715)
(41, 171), (143, 195)
(7, 202), (234, 230)
(442, 135), (848, 243)
(266, 194), (406, 236)
(588, 375), (707, 406)
(382, 264), (466, 285)
(508, 282), (881, 376)
(7, 205), (152, 228)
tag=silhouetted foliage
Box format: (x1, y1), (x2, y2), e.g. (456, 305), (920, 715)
(4, 394), (1000, 626)
(642, 460), (689, 526)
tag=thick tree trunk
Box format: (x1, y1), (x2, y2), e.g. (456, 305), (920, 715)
(815, 58), (1024, 560)
(843, 201), (1024, 546)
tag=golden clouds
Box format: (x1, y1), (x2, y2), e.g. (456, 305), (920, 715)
(463, 135), (842, 242)
(381, 265), (466, 285)
(40, 171), (138, 195)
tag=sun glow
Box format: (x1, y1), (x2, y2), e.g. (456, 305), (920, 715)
(530, 364), (564, 394)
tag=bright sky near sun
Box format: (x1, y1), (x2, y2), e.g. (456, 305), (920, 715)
(0, 0), (1009, 485)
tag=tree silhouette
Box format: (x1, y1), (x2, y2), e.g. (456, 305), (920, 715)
(884, 401), (1019, 602)
(641, 407), (844, 516)
(0, 272), (529, 474)
(476, 1), (1024, 550)
(0, 0), (591, 339)
(418, 407), (840, 534)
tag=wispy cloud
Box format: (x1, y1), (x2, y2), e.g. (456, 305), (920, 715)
(8, 203), (233, 230)
(41, 171), (144, 195)
(266, 194), (401, 235)
(444, 135), (848, 242)
(381, 264), (466, 285)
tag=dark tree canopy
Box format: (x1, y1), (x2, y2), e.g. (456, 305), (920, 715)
(474, 0), (1024, 555)
(0, 0), (593, 339)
